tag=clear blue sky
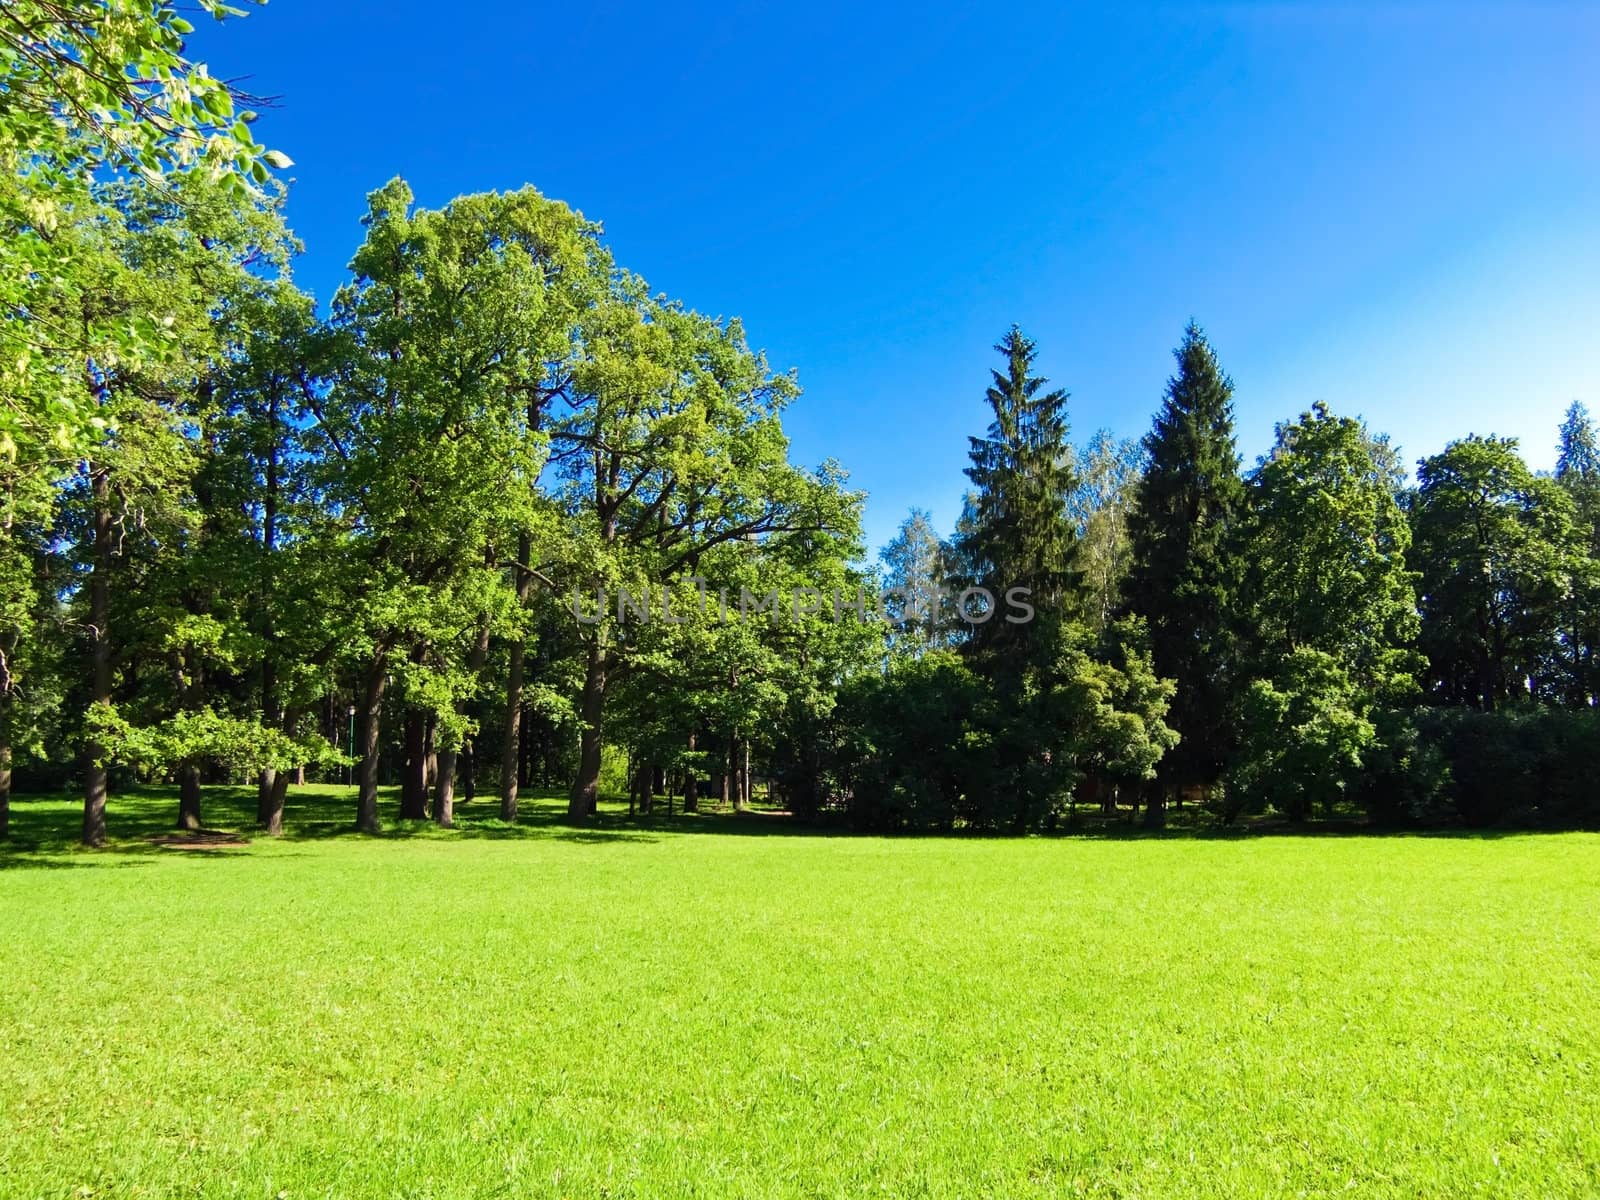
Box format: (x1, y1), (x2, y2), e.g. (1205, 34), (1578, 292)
(192, 1), (1599, 553)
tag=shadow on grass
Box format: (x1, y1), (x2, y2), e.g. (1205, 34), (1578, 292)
(0, 782), (841, 867)
(3, 784), (1585, 870)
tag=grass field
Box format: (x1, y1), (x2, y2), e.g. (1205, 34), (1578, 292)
(2, 786), (1598, 1198)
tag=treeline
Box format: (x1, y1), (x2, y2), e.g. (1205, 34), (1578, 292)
(851, 332), (1600, 833)
(4, 5), (1599, 845)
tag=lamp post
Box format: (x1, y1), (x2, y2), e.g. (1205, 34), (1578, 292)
(347, 704), (357, 787)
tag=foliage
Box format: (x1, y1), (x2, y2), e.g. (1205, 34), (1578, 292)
(86, 701), (341, 776)
(1054, 617), (1179, 793)
(1122, 321), (1246, 789)
(1242, 402), (1421, 703)
(879, 507), (953, 653)
(1227, 649), (1377, 822)
(1069, 429), (1143, 630)
(1410, 435), (1585, 709)
(952, 324), (1082, 661)
(838, 649), (992, 830)
(1360, 707), (1600, 829)
(0, 0), (287, 468)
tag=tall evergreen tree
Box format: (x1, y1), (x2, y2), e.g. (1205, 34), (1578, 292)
(1122, 321), (1245, 797)
(1556, 401), (1600, 485)
(1554, 402), (1600, 705)
(953, 325), (1082, 668)
(949, 327), (1090, 830)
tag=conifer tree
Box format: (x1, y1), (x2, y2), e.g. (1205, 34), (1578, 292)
(1554, 402), (1600, 704)
(954, 325), (1082, 670)
(1556, 401), (1600, 485)
(950, 327), (1090, 830)
(1122, 321), (1245, 796)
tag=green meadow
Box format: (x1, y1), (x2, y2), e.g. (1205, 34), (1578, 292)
(2, 787), (1597, 1198)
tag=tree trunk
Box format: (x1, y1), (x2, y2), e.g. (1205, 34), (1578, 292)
(435, 624), (489, 828)
(257, 382), (282, 827)
(259, 704), (300, 837)
(178, 763), (203, 831)
(433, 748), (458, 827)
(168, 651), (207, 832)
(0, 741), (11, 839)
(568, 639), (606, 821)
(423, 714), (437, 793)
(1142, 781), (1167, 830)
(255, 640), (278, 823)
(461, 740), (476, 802)
(501, 637), (526, 820)
(683, 731), (699, 813)
(83, 464), (112, 847)
(263, 769), (290, 837)
(256, 766), (277, 825)
(501, 530), (535, 821)
(732, 736), (749, 812)
(400, 708), (428, 820)
(356, 648), (388, 833)
(631, 758), (653, 816)
(518, 704), (533, 787)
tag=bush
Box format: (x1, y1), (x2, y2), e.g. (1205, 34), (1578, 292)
(836, 651), (993, 832)
(1356, 707), (1600, 829)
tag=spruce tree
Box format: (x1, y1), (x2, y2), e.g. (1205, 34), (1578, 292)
(1122, 321), (1246, 797)
(1556, 400), (1600, 484)
(1554, 402), (1600, 704)
(951, 327), (1086, 831)
(954, 325), (1082, 669)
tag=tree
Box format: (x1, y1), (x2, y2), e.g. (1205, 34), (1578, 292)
(1069, 429), (1144, 631)
(1242, 402), (1421, 703)
(1410, 436), (1583, 710)
(1556, 401), (1600, 485)
(553, 286), (852, 821)
(1, 0), (292, 843)
(1228, 649), (1377, 822)
(1554, 402), (1600, 706)
(1051, 618), (1178, 818)
(312, 179), (599, 832)
(1, 0), (287, 475)
(953, 325), (1082, 666)
(879, 508), (951, 654)
(950, 326), (1084, 829)
(837, 650), (992, 831)
(1122, 321), (1246, 800)
(53, 173), (294, 844)
(0, 456), (64, 838)
(194, 283), (343, 833)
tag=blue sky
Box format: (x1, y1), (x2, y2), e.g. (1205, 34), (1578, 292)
(192, 1), (1599, 553)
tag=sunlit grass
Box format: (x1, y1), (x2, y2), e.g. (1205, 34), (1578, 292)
(3, 786), (1597, 1197)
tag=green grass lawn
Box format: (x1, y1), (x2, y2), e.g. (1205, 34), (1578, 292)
(2, 786), (1597, 1198)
